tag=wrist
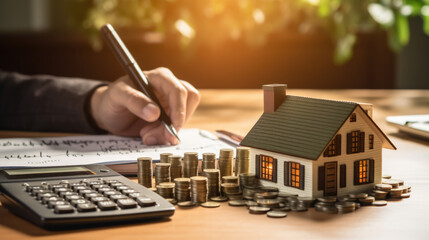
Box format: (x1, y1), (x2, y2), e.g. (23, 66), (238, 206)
(89, 85), (108, 131)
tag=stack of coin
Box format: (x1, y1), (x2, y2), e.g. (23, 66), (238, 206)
(168, 155), (182, 181)
(183, 152), (199, 178)
(297, 197), (316, 208)
(137, 157), (153, 188)
(239, 173), (258, 188)
(372, 190), (389, 200)
(190, 176), (208, 203)
(359, 196), (375, 206)
(235, 147), (250, 175)
(157, 183), (174, 199)
(242, 186), (261, 200)
(174, 178), (190, 202)
(222, 176), (238, 184)
(202, 153), (216, 172)
(221, 183), (240, 196)
(335, 201), (356, 214)
(160, 153), (173, 163)
(203, 169), (220, 198)
(155, 163), (171, 185)
(218, 148), (234, 178)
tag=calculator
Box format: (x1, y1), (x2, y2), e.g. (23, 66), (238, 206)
(0, 165), (174, 229)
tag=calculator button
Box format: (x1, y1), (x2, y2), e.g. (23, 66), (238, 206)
(77, 203), (97, 212)
(48, 200), (68, 209)
(32, 189), (51, 197)
(59, 191), (77, 198)
(88, 181), (102, 187)
(59, 180), (70, 184)
(117, 199), (137, 209)
(71, 199), (90, 207)
(116, 186), (129, 191)
(136, 197), (156, 207)
(110, 183), (124, 188)
(98, 187), (114, 194)
(79, 189), (95, 195)
(27, 186), (42, 193)
(74, 186), (90, 192)
(104, 190), (120, 197)
(128, 192), (144, 199)
(91, 196), (109, 204)
(42, 196), (63, 205)
(65, 195), (83, 202)
(109, 194), (128, 202)
(98, 200), (117, 211)
(84, 193), (103, 199)
(103, 180), (119, 185)
(37, 192), (56, 200)
(54, 204), (75, 214)
(70, 183), (86, 190)
(92, 184), (109, 191)
(54, 187), (71, 194)
(49, 184), (69, 191)
(122, 189), (137, 195)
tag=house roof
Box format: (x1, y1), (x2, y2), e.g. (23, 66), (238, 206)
(240, 95), (395, 160)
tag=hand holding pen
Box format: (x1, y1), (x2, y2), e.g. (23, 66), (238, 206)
(89, 25), (200, 145)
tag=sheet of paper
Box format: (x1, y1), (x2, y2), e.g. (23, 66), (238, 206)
(0, 129), (235, 168)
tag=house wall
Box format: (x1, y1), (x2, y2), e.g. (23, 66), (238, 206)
(247, 106), (385, 198)
(249, 148), (314, 197)
(312, 106), (383, 197)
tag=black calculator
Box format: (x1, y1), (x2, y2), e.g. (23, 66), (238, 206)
(0, 165), (174, 229)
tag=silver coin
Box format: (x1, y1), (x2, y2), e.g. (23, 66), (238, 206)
(249, 206), (270, 214)
(210, 196), (228, 202)
(228, 200), (246, 206)
(267, 210), (287, 218)
(177, 201), (197, 207)
(201, 201), (221, 208)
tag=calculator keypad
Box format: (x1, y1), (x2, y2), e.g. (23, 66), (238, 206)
(24, 180), (157, 214)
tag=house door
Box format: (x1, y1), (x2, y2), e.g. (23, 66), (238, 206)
(324, 162), (337, 196)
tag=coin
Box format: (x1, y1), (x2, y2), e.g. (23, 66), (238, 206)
(210, 196), (228, 202)
(166, 198), (177, 205)
(177, 201), (196, 207)
(201, 201), (221, 208)
(372, 200), (387, 206)
(401, 193), (411, 198)
(183, 152), (199, 178)
(249, 206), (270, 214)
(137, 157), (152, 188)
(348, 193), (368, 199)
(291, 205), (308, 212)
(160, 153), (173, 163)
(155, 163), (171, 186)
(229, 200), (247, 206)
(257, 198), (281, 208)
(245, 201), (258, 208)
(203, 169), (221, 198)
(375, 184), (392, 191)
(359, 196), (375, 205)
(190, 176), (208, 203)
(317, 196), (337, 203)
(218, 148), (234, 178)
(382, 179), (401, 188)
(174, 178), (190, 202)
(267, 210), (287, 218)
(235, 147), (250, 175)
(168, 155), (182, 181)
(239, 173), (259, 188)
(222, 176), (239, 184)
(202, 153), (216, 172)
(382, 174), (392, 179)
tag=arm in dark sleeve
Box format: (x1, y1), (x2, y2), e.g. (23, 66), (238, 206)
(0, 71), (108, 133)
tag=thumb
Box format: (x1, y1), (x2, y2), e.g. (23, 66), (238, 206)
(112, 83), (161, 122)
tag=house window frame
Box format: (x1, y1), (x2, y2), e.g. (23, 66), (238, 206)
(324, 134), (341, 157)
(284, 161), (305, 190)
(354, 159), (374, 185)
(350, 113), (357, 122)
(256, 154), (277, 183)
(369, 134), (374, 149)
(291, 162), (300, 188)
(351, 131), (360, 153)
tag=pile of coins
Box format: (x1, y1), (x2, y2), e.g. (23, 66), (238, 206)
(203, 169), (221, 198)
(137, 157), (153, 188)
(235, 147), (250, 175)
(218, 148), (233, 178)
(222, 176), (238, 184)
(202, 153), (216, 172)
(183, 152), (198, 178)
(239, 173), (258, 188)
(155, 163), (171, 185)
(174, 178), (190, 202)
(160, 153), (173, 163)
(190, 176), (208, 203)
(168, 155), (182, 181)
(157, 182), (175, 199)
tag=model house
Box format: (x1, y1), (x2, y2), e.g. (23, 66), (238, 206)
(240, 84), (396, 197)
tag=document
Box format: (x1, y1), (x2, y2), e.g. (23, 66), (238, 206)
(0, 129), (234, 168)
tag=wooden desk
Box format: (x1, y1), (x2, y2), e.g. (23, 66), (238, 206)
(1, 89), (428, 239)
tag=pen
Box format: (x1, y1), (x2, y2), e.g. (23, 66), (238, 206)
(100, 23), (180, 142)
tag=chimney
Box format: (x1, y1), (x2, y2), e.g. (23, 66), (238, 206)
(263, 84), (287, 113)
(359, 103), (373, 118)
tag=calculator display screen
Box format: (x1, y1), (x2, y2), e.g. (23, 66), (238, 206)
(4, 166), (95, 179)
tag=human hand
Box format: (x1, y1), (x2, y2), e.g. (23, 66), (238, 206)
(89, 67), (200, 145)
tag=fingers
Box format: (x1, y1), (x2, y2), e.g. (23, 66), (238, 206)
(139, 122), (170, 146)
(109, 77), (161, 122)
(180, 80), (201, 121)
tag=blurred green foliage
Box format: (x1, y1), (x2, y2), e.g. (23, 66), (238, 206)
(73, 0), (429, 64)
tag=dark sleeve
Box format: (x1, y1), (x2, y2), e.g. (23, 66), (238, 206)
(0, 70), (108, 134)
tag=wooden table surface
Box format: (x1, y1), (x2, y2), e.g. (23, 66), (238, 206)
(1, 89), (429, 239)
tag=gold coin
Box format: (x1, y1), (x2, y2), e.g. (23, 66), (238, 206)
(201, 201), (221, 208)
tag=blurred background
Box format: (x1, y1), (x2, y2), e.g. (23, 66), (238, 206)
(0, 0), (428, 89)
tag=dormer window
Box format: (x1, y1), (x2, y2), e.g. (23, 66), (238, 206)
(350, 113), (356, 122)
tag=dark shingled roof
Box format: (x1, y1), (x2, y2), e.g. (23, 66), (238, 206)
(240, 95), (358, 160)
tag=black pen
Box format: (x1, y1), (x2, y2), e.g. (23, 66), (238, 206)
(101, 23), (180, 142)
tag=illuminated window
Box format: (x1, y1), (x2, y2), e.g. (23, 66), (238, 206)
(350, 113), (356, 122)
(284, 161), (305, 190)
(324, 134), (341, 157)
(257, 155), (277, 182)
(369, 134), (374, 149)
(353, 159), (374, 185)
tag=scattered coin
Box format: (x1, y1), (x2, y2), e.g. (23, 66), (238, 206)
(177, 201), (197, 207)
(210, 196), (228, 202)
(375, 184), (392, 191)
(382, 174), (392, 179)
(201, 201), (221, 208)
(249, 206), (270, 214)
(401, 193), (411, 198)
(372, 200), (387, 206)
(348, 193), (368, 199)
(267, 210), (288, 218)
(229, 200), (247, 206)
